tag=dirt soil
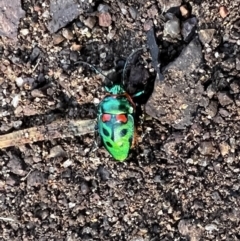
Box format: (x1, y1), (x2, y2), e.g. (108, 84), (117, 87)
(1, 0), (240, 240)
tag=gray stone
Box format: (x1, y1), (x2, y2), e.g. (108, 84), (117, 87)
(163, 14), (181, 40)
(146, 38), (204, 129)
(217, 92), (233, 106)
(181, 17), (197, 42)
(198, 141), (215, 156)
(48, 0), (90, 33)
(0, 0), (25, 40)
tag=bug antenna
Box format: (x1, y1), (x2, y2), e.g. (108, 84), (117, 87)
(75, 61), (111, 82)
(122, 48), (144, 85)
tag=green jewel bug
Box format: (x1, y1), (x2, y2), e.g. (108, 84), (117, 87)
(76, 48), (144, 161)
(97, 84), (143, 161)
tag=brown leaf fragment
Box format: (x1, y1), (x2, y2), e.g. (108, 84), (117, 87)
(0, 0), (25, 40)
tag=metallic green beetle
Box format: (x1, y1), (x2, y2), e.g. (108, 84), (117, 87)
(97, 84), (142, 161)
(77, 48), (144, 161)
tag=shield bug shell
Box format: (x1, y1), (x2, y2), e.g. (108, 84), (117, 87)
(76, 48), (145, 161)
(97, 85), (139, 161)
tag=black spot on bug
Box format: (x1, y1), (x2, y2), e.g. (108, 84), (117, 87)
(106, 141), (113, 148)
(103, 127), (110, 137)
(120, 129), (128, 137)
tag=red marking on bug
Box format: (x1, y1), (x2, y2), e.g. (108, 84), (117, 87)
(116, 114), (128, 123)
(102, 114), (111, 122)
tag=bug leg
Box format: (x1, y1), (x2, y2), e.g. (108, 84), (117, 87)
(130, 127), (138, 148)
(75, 61), (112, 82)
(140, 113), (146, 139)
(132, 90), (144, 98)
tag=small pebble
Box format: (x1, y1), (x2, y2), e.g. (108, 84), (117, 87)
(199, 29), (215, 45)
(97, 166), (110, 181)
(97, 4), (110, 13)
(81, 182), (90, 194)
(107, 30), (116, 39)
(205, 223), (219, 232)
(129, 6), (138, 19)
(16, 77), (24, 87)
(181, 17), (197, 41)
(52, 34), (65, 45)
(214, 52), (219, 58)
(31, 89), (45, 97)
(143, 20), (153, 32)
(100, 52), (106, 58)
(75, 20), (84, 28)
(153, 175), (161, 183)
(227, 156), (235, 164)
(180, 5), (189, 18)
(62, 28), (74, 40)
(14, 106), (23, 116)
(223, 34), (229, 42)
(84, 17), (96, 29)
(236, 58), (240, 71)
(219, 142), (230, 156)
(217, 92), (233, 106)
(219, 6), (229, 18)
(118, 2), (128, 15)
(34, 5), (42, 12)
(48, 145), (67, 158)
(206, 101), (218, 118)
(71, 43), (82, 51)
(98, 12), (112, 27)
(11, 95), (19, 108)
(40, 210), (49, 220)
(81, 27), (90, 36)
(93, 98), (100, 104)
(70, 51), (78, 61)
(20, 29), (29, 36)
(62, 159), (72, 168)
(68, 202), (76, 208)
(12, 120), (22, 129)
(147, 5), (158, 18)
(42, 10), (50, 18)
(206, 47), (212, 53)
(199, 141), (214, 156)
(27, 171), (46, 187)
(163, 15), (181, 39)
(30, 47), (41, 63)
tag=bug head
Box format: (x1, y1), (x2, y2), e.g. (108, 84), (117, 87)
(105, 84), (125, 95)
(102, 67), (126, 95)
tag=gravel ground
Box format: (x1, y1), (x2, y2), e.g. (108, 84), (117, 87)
(1, 0), (240, 240)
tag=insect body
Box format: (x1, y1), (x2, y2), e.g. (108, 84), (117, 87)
(97, 84), (142, 161)
(76, 49), (145, 161)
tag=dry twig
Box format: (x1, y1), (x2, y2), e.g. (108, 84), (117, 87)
(0, 119), (96, 149)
